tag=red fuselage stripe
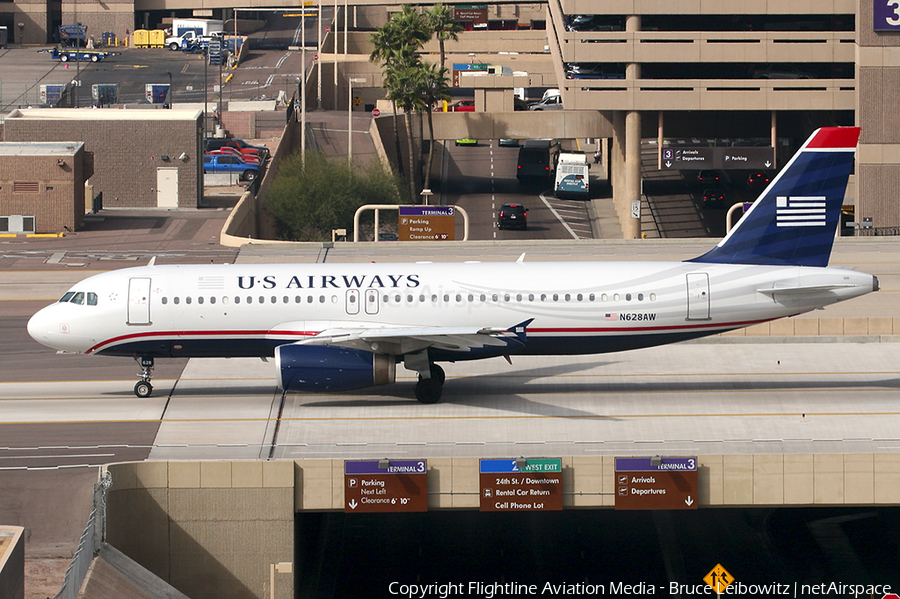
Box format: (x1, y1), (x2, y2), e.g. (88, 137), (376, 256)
(85, 317), (771, 354)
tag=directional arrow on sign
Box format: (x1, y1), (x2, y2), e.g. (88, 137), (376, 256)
(349, 499), (358, 510)
(685, 496), (694, 506)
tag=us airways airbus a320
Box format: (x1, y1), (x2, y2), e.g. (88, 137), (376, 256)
(28, 127), (877, 403)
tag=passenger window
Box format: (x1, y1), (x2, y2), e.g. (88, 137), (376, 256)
(174, 297), (180, 305)
(162, 297), (168, 305)
(210, 296), (217, 304)
(235, 296), (241, 304)
(319, 296), (325, 303)
(87, 292), (98, 306)
(198, 296), (204, 305)
(576, 294), (583, 301)
(283, 296), (289, 303)
(186, 297), (192, 305)
(259, 296), (264, 304)
(553, 294), (559, 301)
(528, 294), (534, 301)
(59, 292), (75, 303)
(626, 293), (632, 301)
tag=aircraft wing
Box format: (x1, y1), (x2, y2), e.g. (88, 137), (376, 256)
(297, 321), (532, 356)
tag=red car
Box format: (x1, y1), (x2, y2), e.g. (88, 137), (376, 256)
(450, 100), (475, 112)
(205, 148), (260, 164)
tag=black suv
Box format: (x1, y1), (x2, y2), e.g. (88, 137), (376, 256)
(498, 204), (528, 230)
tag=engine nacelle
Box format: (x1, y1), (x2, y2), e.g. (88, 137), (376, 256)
(274, 344), (395, 392)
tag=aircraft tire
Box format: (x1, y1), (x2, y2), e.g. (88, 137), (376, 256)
(134, 381), (153, 398)
(430, 364), (445, 385)
(415, 378), (442, 404)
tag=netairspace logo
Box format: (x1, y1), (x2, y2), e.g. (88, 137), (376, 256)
(386, 581), (895, 599)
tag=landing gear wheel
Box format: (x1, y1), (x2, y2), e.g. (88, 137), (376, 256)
(430, 364), (445, 385)
(134, 381), (153, 398)
(415, 378), (442, 404)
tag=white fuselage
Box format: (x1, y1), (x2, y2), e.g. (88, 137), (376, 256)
(27, 260), (877, 360)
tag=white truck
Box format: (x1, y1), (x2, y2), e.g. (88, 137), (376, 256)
(554, 152), (590, 200)
(165, 19), (224, 50)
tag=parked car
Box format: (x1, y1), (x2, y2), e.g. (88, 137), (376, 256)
(455, 138), (477, 146)
(751, 65), (814, 79)
(203, 154), (258, 181)
(701, 189), (726, 209)
(528, 95), (564, 111)
(450, 100), (475, 112)
(498, 204), (528, 230)
(205, 147), (260, 163)
(564, 63), (625, 79)
(204, 138), (266, 155)
(499, 138), (520, 147)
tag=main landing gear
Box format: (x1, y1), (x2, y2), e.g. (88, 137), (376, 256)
(415, 363), (445, 404)
(133, 355), (154, 398)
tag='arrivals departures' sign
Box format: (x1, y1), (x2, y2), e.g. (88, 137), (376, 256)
(614, 457), (698, 510)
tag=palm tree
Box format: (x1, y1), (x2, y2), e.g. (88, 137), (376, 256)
(416, 62), (451, 189)
(426, 4), (463, 70)
(370, 6), (432, 199)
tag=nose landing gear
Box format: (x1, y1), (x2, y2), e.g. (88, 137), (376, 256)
(133, 355), (154, 398)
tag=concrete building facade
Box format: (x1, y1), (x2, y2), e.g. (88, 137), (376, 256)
(0, 141), (85, 233)
(4, 109), (203, 210)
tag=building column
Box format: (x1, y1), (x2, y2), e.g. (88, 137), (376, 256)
(624, 110), (641, 239)
(612, 111), (626, 227)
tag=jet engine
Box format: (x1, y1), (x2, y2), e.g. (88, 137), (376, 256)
(274, 344), (395, 392)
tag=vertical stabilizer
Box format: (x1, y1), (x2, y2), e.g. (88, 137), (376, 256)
(690, 127), (860, 267)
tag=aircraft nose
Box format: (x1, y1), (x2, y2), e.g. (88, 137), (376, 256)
(27, 304), (61, 348)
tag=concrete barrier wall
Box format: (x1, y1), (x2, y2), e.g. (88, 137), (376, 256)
(720, 317), (900, 338)
(105, 462), (294, 599)
(295, 454), (900, 510)
(102, 456), (900, 597)
(0, 526), (24, 599)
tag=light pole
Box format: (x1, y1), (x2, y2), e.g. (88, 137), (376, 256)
(166, 71), (173, 107)
(347, 77), (364, 165)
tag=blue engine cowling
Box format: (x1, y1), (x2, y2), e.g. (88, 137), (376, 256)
(274, 344), (396, 392)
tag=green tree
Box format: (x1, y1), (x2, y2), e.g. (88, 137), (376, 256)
(425, 4), (463, 70)
(265, 152), (402, 241)
(370, 6), (433, 200)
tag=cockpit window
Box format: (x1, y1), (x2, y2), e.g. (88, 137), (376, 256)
(87, 292), (98, 306)
(71, 292), (85, 305)
(59, 292), (75, 303)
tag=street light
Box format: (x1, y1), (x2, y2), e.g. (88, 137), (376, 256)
(347, 77), (365, 165)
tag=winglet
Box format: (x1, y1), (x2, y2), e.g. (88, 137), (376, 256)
(690, 127), (860, 268)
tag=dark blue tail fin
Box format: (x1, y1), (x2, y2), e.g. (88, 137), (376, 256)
(690, 127), (860, 267)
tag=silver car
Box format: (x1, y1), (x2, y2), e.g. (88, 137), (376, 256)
(528, 95), (564, 111)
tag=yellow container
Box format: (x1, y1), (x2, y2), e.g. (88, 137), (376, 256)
(148, 29), (166, 48)
(132, 29), (149, 48)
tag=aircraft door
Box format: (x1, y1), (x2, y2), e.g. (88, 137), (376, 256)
(127, 277), (152, 325)
(346, 289), (360, 315)
(686, 273), (710, 320)
(364, 289), (380, 315)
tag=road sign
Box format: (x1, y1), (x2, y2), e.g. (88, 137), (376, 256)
(703, 564), (734, 593)
(372, 108), (380, 117)
(661, 146), (775, 170)
(614, 457), (698, 510)
(344, 459), (428, 513)
(479, 458), (563, 512)
(313, 53), (318, 61)
(398, 205), (455, 241)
